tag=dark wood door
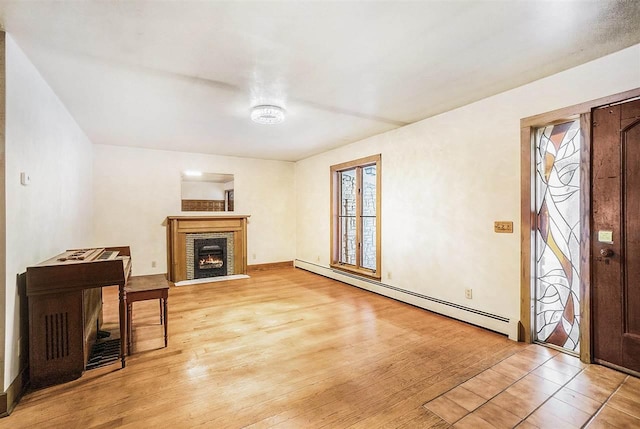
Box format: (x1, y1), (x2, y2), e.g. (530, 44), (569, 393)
(592, 98), (640, 373)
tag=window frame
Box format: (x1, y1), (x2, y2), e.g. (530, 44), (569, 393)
(330, 154), (381, 279)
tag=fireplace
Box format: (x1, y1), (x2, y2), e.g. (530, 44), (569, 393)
(166, 216), (248, 283)
(194, 238), (227, 278)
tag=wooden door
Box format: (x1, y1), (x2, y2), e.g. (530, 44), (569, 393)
(592, 98), (640, 373)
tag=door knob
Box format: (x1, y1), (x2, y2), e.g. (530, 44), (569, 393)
(600, 248), (614, 257)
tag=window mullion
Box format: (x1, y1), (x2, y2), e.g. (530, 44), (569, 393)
(336, 171), (342, 265)
(355, 166), (362, 270)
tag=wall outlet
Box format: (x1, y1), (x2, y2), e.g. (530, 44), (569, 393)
(465, 288), (473, 299)
(316, 255), (320, 262)
(252, 253), (256, 260)
(387, 271), (392, 280)
(151, 261), (157, 268)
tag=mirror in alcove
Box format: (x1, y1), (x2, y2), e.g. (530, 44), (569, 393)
(181, 172), (234, 212)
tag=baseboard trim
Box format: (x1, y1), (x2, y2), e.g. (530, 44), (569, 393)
(247, 261), (293, 272)
(0, 366), (28, 418)
(295, 259), (519, 340)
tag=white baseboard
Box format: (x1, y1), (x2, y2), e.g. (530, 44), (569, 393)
(295, 259), (518, 340)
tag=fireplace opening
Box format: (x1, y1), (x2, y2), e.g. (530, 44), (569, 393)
(199, 245), (223, 269)
(194, 238), (227, 278)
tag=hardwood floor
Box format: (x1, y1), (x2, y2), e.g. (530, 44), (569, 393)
(2, 268), (637, 428)
(424, 346), (640, 428)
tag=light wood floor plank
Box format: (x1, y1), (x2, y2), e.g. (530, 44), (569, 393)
(1, 268), (523, 429)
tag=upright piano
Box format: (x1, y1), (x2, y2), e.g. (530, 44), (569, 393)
(26, 246), (132, 388)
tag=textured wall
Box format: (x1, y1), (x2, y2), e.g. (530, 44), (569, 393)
(295, 44), (640, 338)
(3, 34), (94, 389)
(92, 145), (296, 275)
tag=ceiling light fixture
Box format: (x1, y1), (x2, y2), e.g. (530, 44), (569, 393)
(183, 170), (202, 177)
(251, 105), (286, 125)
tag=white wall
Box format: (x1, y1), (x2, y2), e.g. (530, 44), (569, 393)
(295, 44), (640, 338)
(92, 145), (295, 275)
(2, 34), (94, 389)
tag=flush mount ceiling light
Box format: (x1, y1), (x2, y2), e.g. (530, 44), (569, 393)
(251, 105), (286, 125)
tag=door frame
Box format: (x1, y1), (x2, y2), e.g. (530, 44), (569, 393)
(520, 87), (640, 363)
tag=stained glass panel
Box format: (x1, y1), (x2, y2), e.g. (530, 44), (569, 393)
(534, 119), (581, 352)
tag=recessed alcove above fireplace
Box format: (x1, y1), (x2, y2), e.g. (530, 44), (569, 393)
(166, 216), (249, 283)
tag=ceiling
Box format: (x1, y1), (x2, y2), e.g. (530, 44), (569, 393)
(0, 1), (639, 162)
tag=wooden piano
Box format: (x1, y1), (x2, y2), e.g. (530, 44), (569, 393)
(26, 246), (132, 388)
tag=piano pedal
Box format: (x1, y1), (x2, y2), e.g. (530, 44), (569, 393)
(97, 330), (111, 339)
(87, 338), (121, 370)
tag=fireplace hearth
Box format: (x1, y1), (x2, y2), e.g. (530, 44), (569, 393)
(194, 238), (227, 278)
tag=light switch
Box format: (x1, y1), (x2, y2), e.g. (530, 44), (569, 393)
(20, 172), (31, 186)
(494, 221), (513, 233)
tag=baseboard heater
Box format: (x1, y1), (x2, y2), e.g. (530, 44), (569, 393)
(295, 259), (511, 331)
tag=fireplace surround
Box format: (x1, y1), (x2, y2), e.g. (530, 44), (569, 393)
(166, 215), (249, 282)
(186, 233), (234, 279)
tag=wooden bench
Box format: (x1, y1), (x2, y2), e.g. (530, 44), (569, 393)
(125, 274), (169, 355)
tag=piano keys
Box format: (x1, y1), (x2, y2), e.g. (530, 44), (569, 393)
(26, 246), (132, 388)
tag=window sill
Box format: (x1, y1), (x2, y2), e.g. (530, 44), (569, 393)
(330, 263), (381, 280)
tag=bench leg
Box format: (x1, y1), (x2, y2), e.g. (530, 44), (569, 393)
(127, 303), (132, 355)
(163, 297), (168, 348)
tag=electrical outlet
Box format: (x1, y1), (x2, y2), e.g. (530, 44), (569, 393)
(252, 253), (256, 260)
(151, 261), (157, 268)
(316, 255), (320, 262)
(465, 288), (473, 299)
(387, 271), (392, 280)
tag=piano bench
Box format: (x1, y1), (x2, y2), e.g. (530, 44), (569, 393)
(124, 275), (169, 355)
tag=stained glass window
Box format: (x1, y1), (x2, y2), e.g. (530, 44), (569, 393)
(534, 119), (581, 352)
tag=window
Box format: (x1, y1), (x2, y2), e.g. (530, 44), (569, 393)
(331, 154), (381, 278)
(534, 119), (581, 352)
